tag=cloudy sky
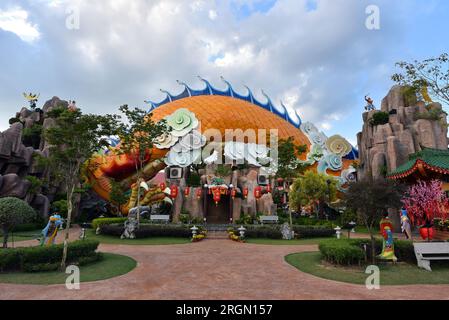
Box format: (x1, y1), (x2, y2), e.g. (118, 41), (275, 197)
(1, 0), (448, 145)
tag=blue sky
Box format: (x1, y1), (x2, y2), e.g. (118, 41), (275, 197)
(0, 0), (448, 146)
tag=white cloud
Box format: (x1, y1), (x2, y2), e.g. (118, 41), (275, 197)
(209, 10), (218, 20)
(0, 7), (40, 43)
(0, 0), (414, 143)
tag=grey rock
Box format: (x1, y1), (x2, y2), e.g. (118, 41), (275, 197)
(0, 174), (31, 198)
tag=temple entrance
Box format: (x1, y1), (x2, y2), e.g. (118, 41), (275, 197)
(206, 193), (231, 224)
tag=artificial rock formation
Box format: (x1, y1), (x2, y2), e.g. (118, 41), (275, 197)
(0, 97), (69, 218)
(357, 85), (449, 181)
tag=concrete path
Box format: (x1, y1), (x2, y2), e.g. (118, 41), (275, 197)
(1, 235), (449, 300)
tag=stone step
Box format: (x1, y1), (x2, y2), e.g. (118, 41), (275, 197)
(206, 231), (229, 239)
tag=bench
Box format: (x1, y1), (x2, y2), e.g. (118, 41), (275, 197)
(413, 242), (449, 271)
(259, 215), (279, 224)
(150, 215), (170, 224)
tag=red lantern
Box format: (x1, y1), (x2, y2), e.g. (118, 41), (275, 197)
(231, 188), (237, 199)
(159, 182), (166, 191)
(184, 187), (190, 197)
(213, 189), (221, 205)
(196, 188), (202, 199)
(266, 184), (272, 193)
(170, 185), (178, 199)
(254, 186), (262, 199)
(243, 187), (249, 199)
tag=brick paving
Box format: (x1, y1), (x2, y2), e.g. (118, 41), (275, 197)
(1, 233), (449, 300)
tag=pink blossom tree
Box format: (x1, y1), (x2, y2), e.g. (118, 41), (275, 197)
(402, 180), (449, 226)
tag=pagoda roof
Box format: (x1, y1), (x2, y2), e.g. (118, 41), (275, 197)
(387, 148), (449, 179)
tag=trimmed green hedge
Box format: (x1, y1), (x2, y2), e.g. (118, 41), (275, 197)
(92, 218), (127, 230)
(0, 240), (100, 272)
(318, 238), (416, 265)
(100, 224), (192, 238)
(231, 225), (334, 239)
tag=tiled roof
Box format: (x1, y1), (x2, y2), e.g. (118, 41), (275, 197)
(387, 148), (449, 179)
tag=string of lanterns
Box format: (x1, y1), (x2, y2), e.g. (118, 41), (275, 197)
(163, 183), (273, 203)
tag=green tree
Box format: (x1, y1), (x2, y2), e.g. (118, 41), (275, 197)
(344, 179), (405, 263)
(0, 197), (36, 248)
(276, 137), (307, 181)
(289, 171), (337, 216)
(116, 105), (168, 225)
(109, 178), (129, 215)
(392, 53), (449, 106)
(42, 108), (119, 269)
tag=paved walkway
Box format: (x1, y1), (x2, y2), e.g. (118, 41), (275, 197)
(1, 231), (449, 300)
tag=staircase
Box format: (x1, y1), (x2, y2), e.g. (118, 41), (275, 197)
(205, 224), (232, 240)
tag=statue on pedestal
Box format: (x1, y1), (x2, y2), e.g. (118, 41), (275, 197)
(378, 213), (397, 262)
(400, 207), (412, 240)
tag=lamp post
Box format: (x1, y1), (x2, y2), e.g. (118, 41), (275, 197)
(190, 225), (198, 237)
(334, 226), (342, 239)
(238, 225), (246, 239)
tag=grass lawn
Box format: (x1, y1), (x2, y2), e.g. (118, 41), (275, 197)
(0, 253), (136, 285)
(285, 251), (449, 285)
(245, 237), (334, 245)
(0, 230), (42, 243)
(86, 229), (190, 245)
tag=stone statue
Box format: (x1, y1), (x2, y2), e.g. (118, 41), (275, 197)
(121, 209), (139, 239)
(281, 222), (293, 240)
(378, 213), (397, 262)
(400, 207), (412, 239)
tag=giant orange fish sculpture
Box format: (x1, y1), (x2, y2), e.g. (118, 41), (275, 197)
(84, 77), (358, 214)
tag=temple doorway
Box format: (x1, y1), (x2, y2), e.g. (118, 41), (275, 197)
(206, 193), (231, 224)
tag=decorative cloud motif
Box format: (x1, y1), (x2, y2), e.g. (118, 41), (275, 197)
(174, 130), (206, 152)
(223, 142), (270, 166)
(317, 154), (343, 173)
(165, 108), (199, 137)
(154, 132), (178, 149)
(326, 135), (352, 157)
(164, 148), (201, 167)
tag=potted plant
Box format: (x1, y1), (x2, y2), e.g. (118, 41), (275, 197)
(402, 180), (449, 241)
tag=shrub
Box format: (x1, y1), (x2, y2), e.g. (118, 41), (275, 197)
(370, 111), (390, 126)
(293, 225), (334, 238)
(100, 224), (192, 238)
(91, 217), (127, 230)
(0, 197), (37, 248)
(0, 240), (99, 272)
(319, 240), (365, 265)
(319, 238), (416, 265)
(244, 226), (282, 239)
(51, 199), (68, 218)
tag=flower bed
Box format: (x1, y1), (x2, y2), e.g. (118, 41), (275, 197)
(192, 230), (207, 242)
(433, 219), (449, 241)
(227, 229), (245, 243)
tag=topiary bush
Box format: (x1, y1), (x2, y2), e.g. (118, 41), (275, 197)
(370, 111), (390, 126)
(100, 224), (192, 238)
(0, 197), (37, 248)
(319, 240), (365, 265)
(0, 240), (100, 272)
(91, 217), (128, 230)
(293, 225), (334, 238)
(319, 238), (416, 265)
